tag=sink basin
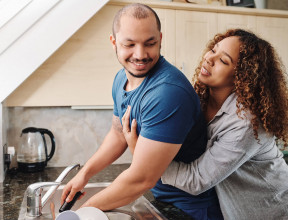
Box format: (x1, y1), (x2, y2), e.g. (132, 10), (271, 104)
(18, 182), (168, 220)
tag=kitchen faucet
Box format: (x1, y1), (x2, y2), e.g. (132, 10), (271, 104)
(26, 164), (80, 217)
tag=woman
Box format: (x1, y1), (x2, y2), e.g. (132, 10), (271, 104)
(122, 29), (288, 219)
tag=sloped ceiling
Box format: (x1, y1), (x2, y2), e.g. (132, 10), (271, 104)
(0, 0), (109, 103)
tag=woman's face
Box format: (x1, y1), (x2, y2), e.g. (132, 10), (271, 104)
(199, 36), (241, 90)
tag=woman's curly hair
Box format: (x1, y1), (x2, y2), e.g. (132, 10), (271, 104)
(193, 29), (288, 146)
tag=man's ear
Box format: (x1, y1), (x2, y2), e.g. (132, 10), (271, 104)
(110, 34), (116, 51)
(160, 32), (162, 49)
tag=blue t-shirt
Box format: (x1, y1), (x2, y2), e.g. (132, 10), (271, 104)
(112, 56), (218, 210)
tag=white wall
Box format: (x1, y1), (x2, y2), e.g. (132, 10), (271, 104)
(0, 0), (109, 103)
(0, 0), (109, 182)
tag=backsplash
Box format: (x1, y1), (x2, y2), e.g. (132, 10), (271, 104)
(5, 107), (132, 169)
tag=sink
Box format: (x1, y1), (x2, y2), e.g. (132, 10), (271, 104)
(18, 182), (168, 220)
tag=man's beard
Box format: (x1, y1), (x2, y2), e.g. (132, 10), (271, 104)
(127, 63), (151, 78)
(115, 47), (153, 78)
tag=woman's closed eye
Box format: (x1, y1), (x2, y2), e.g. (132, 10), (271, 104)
(211, 49), (229, 65)
(220, 58), (228, 65)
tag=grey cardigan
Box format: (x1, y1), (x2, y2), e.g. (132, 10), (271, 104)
(162, 93), (288, 220)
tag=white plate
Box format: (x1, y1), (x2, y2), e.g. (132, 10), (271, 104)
(56, 210), (81, 220)
(75, 207), (109, 220)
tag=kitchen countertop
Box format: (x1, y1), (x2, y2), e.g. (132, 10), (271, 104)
(0, 164), (192, 220)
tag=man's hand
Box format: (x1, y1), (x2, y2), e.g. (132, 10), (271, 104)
(60, 115), (128, 206)
(122, 106), (138, 154)
(60, 170), (88, 205)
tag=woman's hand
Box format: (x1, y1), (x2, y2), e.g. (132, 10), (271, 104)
(122, 106), (138, 154)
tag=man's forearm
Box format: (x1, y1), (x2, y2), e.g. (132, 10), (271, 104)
(80, 127), (128, 179)
(81, 136), (181, 211)
(61, 115), (128, 204)
(81, 167), (153, 210)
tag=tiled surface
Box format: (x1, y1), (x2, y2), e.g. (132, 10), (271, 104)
(5, 107), (133, 168)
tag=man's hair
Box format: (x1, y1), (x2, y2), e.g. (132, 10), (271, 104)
(112, 3), (161, 38)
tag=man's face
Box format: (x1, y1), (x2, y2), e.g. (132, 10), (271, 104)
(110, 15), (162, 78)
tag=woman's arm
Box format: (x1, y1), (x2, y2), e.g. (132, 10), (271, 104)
(161, 119), (260, 195)
(122, 104), (261, 196)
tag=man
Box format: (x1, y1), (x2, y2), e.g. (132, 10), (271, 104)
(61, 3), (222, 219)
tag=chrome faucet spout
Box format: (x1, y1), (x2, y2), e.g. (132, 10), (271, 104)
(55, 163), (81, 182)
(26, 164), (80, 217)
(41, 164), (80, 207)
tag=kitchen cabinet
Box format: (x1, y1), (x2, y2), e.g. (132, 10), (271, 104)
(176, 7), (288, 81)
(175, 10), (218, 80)
(217, 13), (257, 33)
(216, 13), (288, 70)
(4, 0), (288, 107)
(256, 16), (288, 68)
(154, 8), (176, 66)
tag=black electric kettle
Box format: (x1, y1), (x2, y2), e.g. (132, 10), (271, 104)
(17, 127), (56, 172)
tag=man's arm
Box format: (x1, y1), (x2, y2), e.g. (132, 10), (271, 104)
(61, 115), (128, 204)
(81, 135), (181, 210)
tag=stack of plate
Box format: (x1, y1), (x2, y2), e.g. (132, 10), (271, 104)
(56, 207), (109, 220)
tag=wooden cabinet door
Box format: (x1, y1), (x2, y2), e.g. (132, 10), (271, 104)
(217, 13), (257, 33)
(175, 10), (218, 81)
(154, 8), (176, 65)
(256, 16), (288, 71)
